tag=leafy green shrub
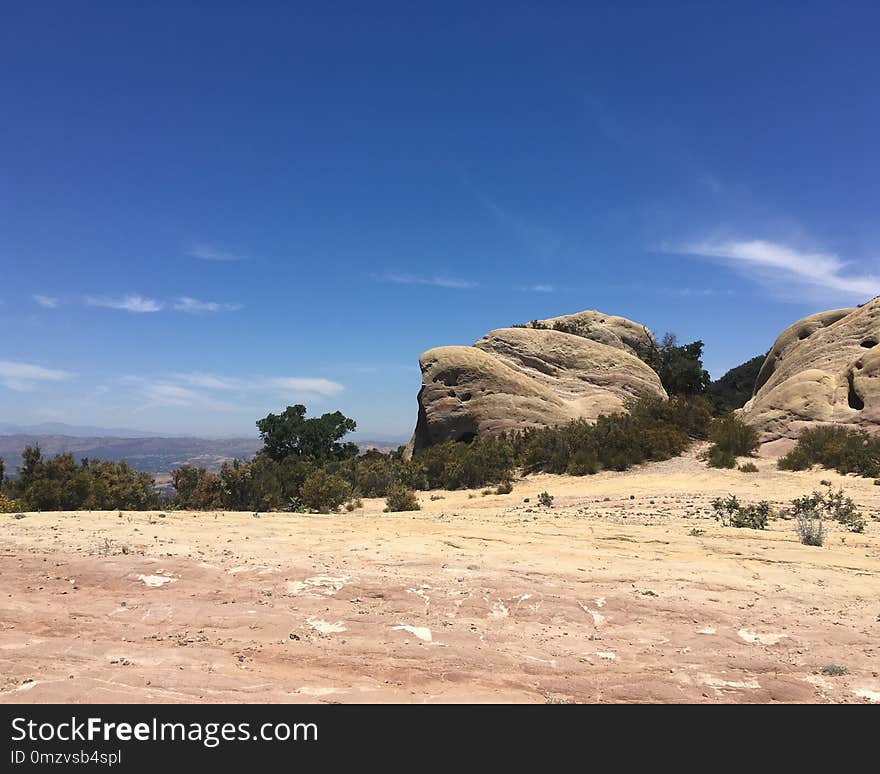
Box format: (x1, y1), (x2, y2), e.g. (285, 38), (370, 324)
(415, 437), (515, 490)
(537, 491), (554, 507)
(13, 447), (159, 512)
(517, 419), (595, 474)
(791, 486), (865, 533)
(738, 462), (759, 473)
(630, 394), (713, 440)
(704, 446), (736, 468)
(566, 448), (599, 476)
(592, 413), (651, 470)
(298, 469), (353, 513)
(0, 493), (20, 513)
(352, 451), (427, 496)
(172, 465), (222, 510)
(514, 395), (708, 477)
(495, 480), (513, 495)
(818, 664), (848, 676)
(709, 414), (759, 456)
(778, 426), (880, 477)
(711, 494), (771, 529)
(795, 510), (825, 546)
(384, 485), (420, 512)
(777, 447), (812, 471)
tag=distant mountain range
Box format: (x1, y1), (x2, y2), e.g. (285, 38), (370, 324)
(0, 422), (180, 438)
(0, 427), (407, 477)
(0, 434), (264, 476)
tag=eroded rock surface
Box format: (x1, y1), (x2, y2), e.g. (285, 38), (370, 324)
(409, 311), (666, 453)
(740, 298), (880, 441)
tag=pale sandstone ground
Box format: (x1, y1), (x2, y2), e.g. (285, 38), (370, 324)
(2, 446), (879, 704)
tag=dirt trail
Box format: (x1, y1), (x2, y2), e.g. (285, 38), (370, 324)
(2, 451), (879, 703)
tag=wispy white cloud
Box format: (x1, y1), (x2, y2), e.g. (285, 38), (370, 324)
(128, 372), (345, 412)
(174, 373), (241, 391)
(518, 284), (554, 293)
(188, 244), (246, 262)
(173, 297), (242, 314)
(33, 295), (59, 308)
(673, 239), (879, 299)
(380, 273), (476, 289)
(142, 383), (201, 407)
(611, 282), (733, 298)
(0, 360), (74, 391)
(667, 287), (733, 298)
(85, 294), (163, 313)
(699, 175), (724, 195)
(174, 372), (344, 398)
(380, 273), (476, 290)
(265, 377), (344, 396)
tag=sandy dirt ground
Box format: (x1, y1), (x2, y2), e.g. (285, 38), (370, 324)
(2, 448), (879, 704)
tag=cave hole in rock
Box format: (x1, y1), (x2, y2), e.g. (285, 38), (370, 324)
(861, 338), (878, 348)
(848, 371), (865, 410)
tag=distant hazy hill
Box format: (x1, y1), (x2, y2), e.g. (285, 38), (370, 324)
(0, 434), (263, 476)
(0, 422), (172, 438)
(0, 433), (406, 477)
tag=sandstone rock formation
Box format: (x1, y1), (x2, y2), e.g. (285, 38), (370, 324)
(523, 309), (657, 354)
(408, 311), (667, 454)
(739, 298), (880, 441)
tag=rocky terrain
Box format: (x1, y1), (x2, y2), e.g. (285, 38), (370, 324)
(2, 447), (878, 704)
(409, 310), (665, 454)
(741, 297), (880, 442)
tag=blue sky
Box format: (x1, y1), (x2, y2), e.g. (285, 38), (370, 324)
(2, 2), (878, 438)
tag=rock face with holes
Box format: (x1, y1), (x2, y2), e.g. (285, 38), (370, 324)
(407, 311), (667, 454)
(738, 297), (880, 441)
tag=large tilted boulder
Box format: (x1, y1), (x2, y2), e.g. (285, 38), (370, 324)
(739, 297), (880, 441)
(408, 311), (667, 455)
(525, 309), (657, 354)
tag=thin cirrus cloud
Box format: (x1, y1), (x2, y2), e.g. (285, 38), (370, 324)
(81, 295), (240, 314)
(130, 372), (345, 411)
(33, 294), (59, 308)
(674, 239), (879, 299)
(174, 372), (344, 397)
(379, 272), (476, 289)
(187, 244), (246, 262)
(0, 360), (74, 391)
(85, 294), (164, 313)
(173, 297), (242, 314)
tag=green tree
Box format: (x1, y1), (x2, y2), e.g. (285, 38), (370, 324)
(18, 445), (44, 491)
(171, 465), (222, 510)
(12, 448), (157, 512)
(707, 354), (766, 412)
(219, 458), (255, 511)
(256, 405), (358, 463)
(637, 333), (711, 396)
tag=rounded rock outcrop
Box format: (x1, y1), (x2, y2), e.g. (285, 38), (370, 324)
(408, 311), (667, 455)
(739, 297), (880, 441)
